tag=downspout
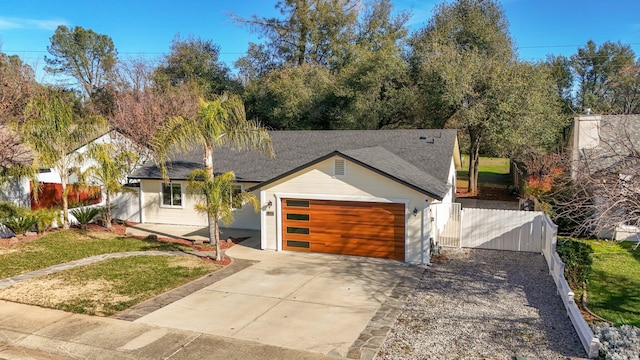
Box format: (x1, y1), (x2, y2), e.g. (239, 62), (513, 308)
(138, 182), (144, 223)
(422, 200), (432, 265)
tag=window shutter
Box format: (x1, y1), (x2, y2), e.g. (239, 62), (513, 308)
(334, 159), (346, 177)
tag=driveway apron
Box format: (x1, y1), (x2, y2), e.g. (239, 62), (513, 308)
(135, 248), (411, 358)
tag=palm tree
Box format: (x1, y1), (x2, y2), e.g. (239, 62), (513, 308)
(21, 90), (107, 229)
(153, 94), (274, 259)
(80, 143), (138, 229)
(187, 170), (258, 259)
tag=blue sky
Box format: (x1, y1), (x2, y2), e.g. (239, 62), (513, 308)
(1, 0), (639, 83)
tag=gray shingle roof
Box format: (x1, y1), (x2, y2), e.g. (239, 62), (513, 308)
(130, 129), (459, 200)
(340, 147), (450, 198)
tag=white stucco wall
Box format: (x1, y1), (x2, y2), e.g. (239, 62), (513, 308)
(258, 156), (434, 264)
(0, 177), (30, 208)
(432, 158), (457, 233)
(140, 179), (260, 229)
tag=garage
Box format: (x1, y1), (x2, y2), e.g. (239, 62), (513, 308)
(281, 198), (406, 261)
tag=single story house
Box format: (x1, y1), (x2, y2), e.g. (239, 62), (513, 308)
(129, 129), (461, 264)
(0, 128), (147, 211)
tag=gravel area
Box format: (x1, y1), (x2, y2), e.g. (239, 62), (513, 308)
(376, 248), (587, 360)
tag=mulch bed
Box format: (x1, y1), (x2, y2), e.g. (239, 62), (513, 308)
(0, 222), (245, 267)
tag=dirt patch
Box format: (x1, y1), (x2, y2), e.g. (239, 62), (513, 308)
(168, 256), (212, 269)
(0, 277), (132, 315)
(457, 184), (517, 201)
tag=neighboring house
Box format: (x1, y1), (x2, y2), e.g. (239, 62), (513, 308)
(129, 129), (461, 264)
(0, 125), (33, 208)
(569, 113), (640, 240)
(0, 128), (147, 213)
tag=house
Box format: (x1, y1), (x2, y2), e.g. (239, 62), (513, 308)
(0, 128), (148, 214)
(129, 129), (461, 264)
(0, 125), (34, 208)
(569, 113), (640, 240)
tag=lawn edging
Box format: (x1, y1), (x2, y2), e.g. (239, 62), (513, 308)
(541, 215), (600, 358)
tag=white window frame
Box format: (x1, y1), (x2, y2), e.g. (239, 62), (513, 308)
(160, 182), (183, 208)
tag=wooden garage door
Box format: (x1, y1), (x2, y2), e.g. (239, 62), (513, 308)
(281, 199), (405, 261)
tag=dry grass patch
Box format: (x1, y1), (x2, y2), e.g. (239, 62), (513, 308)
(0, 255), (220, 316)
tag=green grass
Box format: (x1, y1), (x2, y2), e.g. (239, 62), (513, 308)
(0, 230), (191, 279)
(457, 155), (511, 185)
(579, 239), (640, 326)
(3, 256), (219, 316)
(48, 256), (220, 316)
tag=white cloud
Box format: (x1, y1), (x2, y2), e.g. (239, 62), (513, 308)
(0, 18), (22, 29)
(0, 17), (68, 31)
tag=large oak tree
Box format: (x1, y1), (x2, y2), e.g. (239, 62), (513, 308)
(409, 0), (566, 193)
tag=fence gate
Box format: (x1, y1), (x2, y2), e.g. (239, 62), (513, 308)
(431, 202), (462, 247)
(460, 208), (544, 252)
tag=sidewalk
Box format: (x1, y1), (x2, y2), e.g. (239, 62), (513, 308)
(0, 300), (338, 360)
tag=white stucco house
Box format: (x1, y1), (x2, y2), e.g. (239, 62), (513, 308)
(129, 129), (461, 264)
(0, 128), (147, 211)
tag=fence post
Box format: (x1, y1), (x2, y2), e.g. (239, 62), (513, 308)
(459, 208), (464, 248)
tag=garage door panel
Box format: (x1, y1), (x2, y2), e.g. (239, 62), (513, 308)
(310, 229), (402, 241)
(282, 198), (405, 261)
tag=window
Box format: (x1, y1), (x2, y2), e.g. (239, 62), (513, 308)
(286, 213), (310, 221)
(286, 199), (310, 207)
(287, 227), (310, 234)
(161, 183), (182, 207)
(286, 240), (310, 248)
(334, 159), (346, 177)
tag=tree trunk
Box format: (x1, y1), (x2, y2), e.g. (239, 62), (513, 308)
(104, 191), (112, 229)
(467, 130), (482, 194)
(212, 215), (221, 261)
(204, 142), (220, 260)
(61, 173), (70, 230)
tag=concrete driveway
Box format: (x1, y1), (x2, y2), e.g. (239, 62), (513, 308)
(134, 238), (414, 358)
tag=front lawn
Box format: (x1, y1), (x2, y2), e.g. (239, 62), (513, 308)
(584, 240), (640, 326)
(0, 230), (221, 316)
(0, 255), (219, 316)
(0, 230), (191, 278)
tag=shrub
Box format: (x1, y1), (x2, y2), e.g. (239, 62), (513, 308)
(70, 207), (103, 229)
(32, 208), (61, 233)
(556, 238), (593, 289)
(592, 323), (640, 360)
(0, 201), (23, 218)
(1, 214), (38, 235)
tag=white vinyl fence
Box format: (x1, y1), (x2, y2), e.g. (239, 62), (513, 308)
(430, 202), (461, 247)
(111, 189), (140, 222)
(460, 208), (544, 252)
(541, 215), (600, 358)
(63, 188), (140, 227)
